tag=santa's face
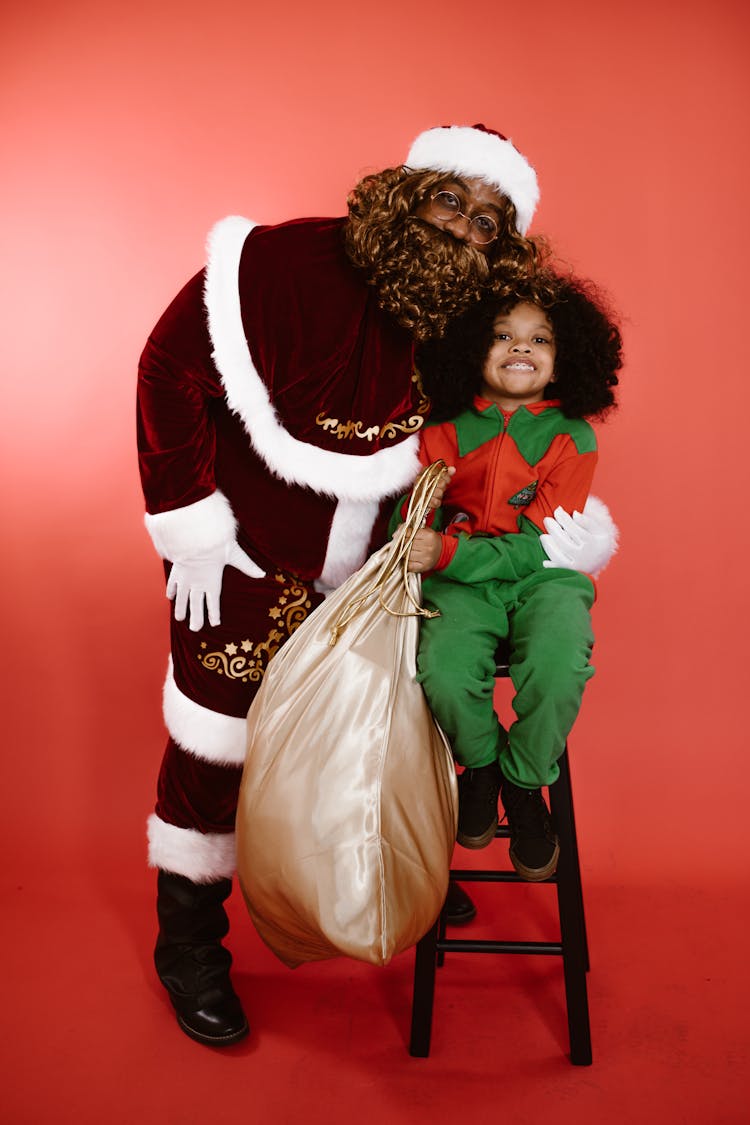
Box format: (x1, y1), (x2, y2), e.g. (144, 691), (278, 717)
(343, 167), (523, 339)
(414, 176), (509, 255)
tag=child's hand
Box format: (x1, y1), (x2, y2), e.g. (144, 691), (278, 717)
(407, 528), (443, 573)
(414, 463), (455, 511)
(426, 464), (455, 509)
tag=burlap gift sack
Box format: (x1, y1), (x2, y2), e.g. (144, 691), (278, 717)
(236, 464), (458, 967)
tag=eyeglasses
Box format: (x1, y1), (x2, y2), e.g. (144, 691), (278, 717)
(426, 191), (499, 245)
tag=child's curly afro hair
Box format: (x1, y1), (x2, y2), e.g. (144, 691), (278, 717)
(417, 271), (622, 423)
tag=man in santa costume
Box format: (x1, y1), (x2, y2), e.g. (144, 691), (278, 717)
(138, 124), (616, 1046)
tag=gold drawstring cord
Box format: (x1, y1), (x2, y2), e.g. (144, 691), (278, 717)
(329, 460), (448, 645)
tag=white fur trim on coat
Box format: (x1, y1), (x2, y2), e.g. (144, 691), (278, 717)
(406, 126), (539, 235)
(147, 814), (236, 882)
(163, 658), (247, 766)
(316, 497), (381, 591)
(145, 490), (237, 561)
(203, 216), (422, 502)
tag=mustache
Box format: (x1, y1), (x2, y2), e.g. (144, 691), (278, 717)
(399, 217), (490, 276)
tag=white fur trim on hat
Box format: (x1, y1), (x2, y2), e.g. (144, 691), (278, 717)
(145, 490), (237, 561)
(147, 814), (236, 882)
(406, 125), (539, 235)
(204, 216), (422, 502)
(163, 658), (247, 766)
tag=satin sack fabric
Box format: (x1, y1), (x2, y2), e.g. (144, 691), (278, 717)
(236, 528), (458, 968)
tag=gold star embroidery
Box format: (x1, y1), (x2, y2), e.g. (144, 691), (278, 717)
(224, 642), (238, 656)
(240, 639), (253, 652)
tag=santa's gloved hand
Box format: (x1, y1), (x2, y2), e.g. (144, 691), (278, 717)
(540, 497), (619, 578)
(167, 540), (265, 632)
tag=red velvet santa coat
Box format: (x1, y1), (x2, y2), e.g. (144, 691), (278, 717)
(138, 216), (425, 588)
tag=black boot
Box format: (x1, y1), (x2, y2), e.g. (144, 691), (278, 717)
(154, 871), (249, 1047)
(443, 880), (477, 925)
(500, 776), (560, 881)
(457, 762), (503, 849)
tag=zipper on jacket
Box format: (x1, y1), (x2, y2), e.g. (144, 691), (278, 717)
(480, 409), (510, 530)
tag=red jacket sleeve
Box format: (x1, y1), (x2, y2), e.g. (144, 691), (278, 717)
(523, 435), (597, 532)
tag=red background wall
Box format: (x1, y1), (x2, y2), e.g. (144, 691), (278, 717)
(2, 1), (748, 1119)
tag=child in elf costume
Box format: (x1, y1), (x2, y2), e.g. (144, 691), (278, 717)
(402, 273), (622, 881)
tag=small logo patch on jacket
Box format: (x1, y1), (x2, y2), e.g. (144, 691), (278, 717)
(507, 481), (538, 508)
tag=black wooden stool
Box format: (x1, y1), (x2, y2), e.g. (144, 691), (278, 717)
(409, 647), (592, 1065)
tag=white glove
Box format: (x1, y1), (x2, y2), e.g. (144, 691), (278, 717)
(540, 497), (619, 578)
(166, 540), (265, 632)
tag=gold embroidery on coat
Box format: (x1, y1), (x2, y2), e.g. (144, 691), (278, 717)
(314, 371), (430, 442)
(196, 574), (312, 683)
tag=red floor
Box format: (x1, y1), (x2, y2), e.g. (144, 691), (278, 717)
(3, 516), (748, 1122)
(5, 855), (747, 1124)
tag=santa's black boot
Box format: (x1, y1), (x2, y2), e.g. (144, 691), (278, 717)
(154, 871), (249, 1047)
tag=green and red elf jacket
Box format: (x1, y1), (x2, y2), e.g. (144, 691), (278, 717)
(396, 396), (597, 585)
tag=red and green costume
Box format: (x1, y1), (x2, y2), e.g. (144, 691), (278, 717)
(401, 396), (598, 789)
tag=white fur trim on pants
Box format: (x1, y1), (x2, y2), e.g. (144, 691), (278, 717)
(147, 814), (236, 882)
(163, 658), (247, 766)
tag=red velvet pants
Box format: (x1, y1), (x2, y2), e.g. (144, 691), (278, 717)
(149, 564), (323, 881)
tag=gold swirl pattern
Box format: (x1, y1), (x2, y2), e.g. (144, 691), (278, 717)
(379, 414), (425, 439)
(315, 415), (382, 442)
(196, 574), (312, 683)
(314, 371), (430, 442)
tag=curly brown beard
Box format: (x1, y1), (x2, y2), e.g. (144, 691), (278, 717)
(343, 166), (539, 341)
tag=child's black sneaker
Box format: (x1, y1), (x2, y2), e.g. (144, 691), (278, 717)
(457, 762), (502, 849)
(501, 777), (560, 881)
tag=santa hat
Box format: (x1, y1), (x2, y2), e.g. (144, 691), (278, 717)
(405, 124), (539, 236)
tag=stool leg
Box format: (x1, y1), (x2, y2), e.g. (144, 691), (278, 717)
(551, 749), (592, 1065)
(557, 749), (590, 972)
(409, 919), (439, 1057)
(437, 903), (447, 968)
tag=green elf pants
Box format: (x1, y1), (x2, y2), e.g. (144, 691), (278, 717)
(417, 568), (595, 789)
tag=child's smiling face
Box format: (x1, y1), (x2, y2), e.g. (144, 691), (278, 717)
(480, 301), (556, 411)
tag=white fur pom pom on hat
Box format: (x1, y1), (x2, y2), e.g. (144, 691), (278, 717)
(405, 123), (539, 235)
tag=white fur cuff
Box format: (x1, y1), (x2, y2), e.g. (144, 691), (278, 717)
(147, 814), (236, 882)
(584, 495), (619, 557)
(163, 659), (248, 766)
(144, 490), (237, 561)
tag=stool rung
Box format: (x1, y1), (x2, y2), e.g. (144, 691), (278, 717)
(437, 938), (562, 956)
(450, 868), (557, 884)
